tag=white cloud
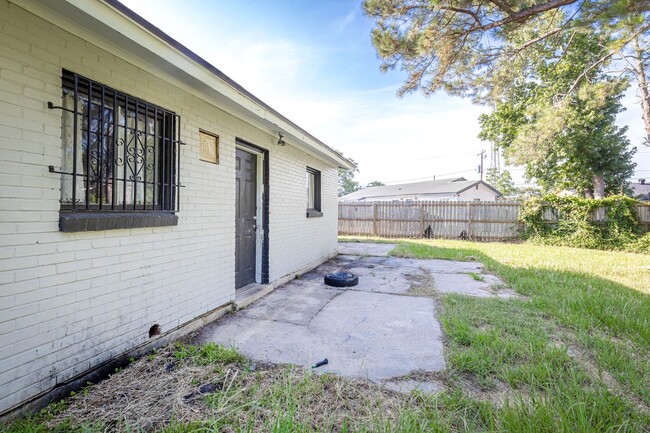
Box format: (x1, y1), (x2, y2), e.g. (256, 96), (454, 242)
(205, 37), (321, 101)
(333, 8), (358, 34)
(269, 87), (492, 185)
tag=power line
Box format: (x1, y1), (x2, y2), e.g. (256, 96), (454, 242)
(383, 169), (475, 185)
(376, 151), (478, 163)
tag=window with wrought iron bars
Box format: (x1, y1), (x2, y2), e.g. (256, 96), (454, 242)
(50, 70), (181, 213)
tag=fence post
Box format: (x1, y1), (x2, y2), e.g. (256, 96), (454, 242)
(467, 202), (472, 240)
(420, 203), (424, 238)
(373, 203), (378, 236)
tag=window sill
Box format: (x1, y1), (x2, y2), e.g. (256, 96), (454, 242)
(59, 211), (178, 232)
(306, 209), (323, 218)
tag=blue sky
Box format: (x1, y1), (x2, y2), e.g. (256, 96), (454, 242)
(120, 0), (650, 187)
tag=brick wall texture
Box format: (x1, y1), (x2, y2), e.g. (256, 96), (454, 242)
(0, 0), (339, 413)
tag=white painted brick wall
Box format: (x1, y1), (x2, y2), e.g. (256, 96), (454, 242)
(0, 0), (340, 413)
(267, 145), (339, 282)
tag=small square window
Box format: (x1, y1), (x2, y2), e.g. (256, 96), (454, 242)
(306, 167), (322, 218)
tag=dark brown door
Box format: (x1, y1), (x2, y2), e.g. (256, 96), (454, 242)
(235, 148), (257, 288)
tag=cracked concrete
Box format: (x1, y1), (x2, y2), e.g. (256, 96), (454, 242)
(197, 242), (516, 394)
(384, 379), (445, 395)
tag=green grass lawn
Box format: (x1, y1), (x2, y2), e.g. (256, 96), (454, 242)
(4, 238), (650, 432)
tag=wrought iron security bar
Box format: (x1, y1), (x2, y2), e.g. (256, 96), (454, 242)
(49, 70), (182, 212)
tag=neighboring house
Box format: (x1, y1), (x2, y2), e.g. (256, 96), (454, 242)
(0, 0), (353, 415)
(631, 179), (650, 201)
(339, 177), (502, 202)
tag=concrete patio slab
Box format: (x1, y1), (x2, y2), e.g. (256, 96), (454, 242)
(197, 242), (516, 386)
(338, 242), (396, 257)
(239, 282), (342, 325)
(418, 258), (485, 274)
(344, 264), (419, 295)
(431, 272), (506, 297)
(384, 379), (445, 395)
(431, 273), (494, 297)
(199, 287), (444, 381)
(309, 291), (445, 379)
(201, 316), (328, 367)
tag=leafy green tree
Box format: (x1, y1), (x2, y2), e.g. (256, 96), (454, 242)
(363, 0), (650, 145)
(485, 168), (517, 197)
(366, 180), (386, 187)
(339, 168), (361, 197)
(478, 32), (636, 198)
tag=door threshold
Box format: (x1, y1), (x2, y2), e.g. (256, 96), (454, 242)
(235, 283), (273, 310)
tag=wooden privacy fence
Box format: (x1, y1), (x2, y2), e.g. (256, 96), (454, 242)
(636, 205), (650, 229)
(338, 201), (650, 240)
(338, 201), (522, 240)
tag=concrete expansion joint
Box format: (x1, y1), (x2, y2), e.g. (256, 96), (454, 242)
(307, 290), (344, 325)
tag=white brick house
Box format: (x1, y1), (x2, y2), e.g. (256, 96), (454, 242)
(0, 0), (353, 415)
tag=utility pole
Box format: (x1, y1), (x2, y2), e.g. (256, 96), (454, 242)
(477, 149), (486, 181)
(490, 143), (500, 174)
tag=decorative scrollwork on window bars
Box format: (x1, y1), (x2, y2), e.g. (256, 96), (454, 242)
(48, 70), (182, 212)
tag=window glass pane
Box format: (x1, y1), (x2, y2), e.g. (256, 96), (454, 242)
(115, 104), (127, 207)
(86, 96), (111, 206)
(100, 105), (115, 206)
(118, 105), (151, 207)
(134, 112), (147, 205)
(60, 90), (86, 205)
(144, 118), (158, 208)
(307, 171), (315, 209)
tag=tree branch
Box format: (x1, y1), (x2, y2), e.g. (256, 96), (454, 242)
(564, 23), (650, 96)
(464, 0), (580, 33)
(439, 6), (482, 25)
(489, 0), (515, 15)
(506, 28), (563, 55)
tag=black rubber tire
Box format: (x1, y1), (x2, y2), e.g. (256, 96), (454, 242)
(324, 272), (359, 287)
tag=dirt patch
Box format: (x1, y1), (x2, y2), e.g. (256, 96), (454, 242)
(406, 271), (438, 299)
(456, 376), (530, 409)
(552, 334), (650, 416)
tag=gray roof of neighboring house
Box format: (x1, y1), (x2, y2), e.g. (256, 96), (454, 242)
(340, 177), (502, 201)
(632, 182), (650, 200)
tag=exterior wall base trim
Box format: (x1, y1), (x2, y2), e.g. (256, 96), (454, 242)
(235, 283), (274, 310)
(271, 250), (338, 289)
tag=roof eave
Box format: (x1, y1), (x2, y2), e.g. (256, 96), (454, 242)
(15, 0), (354, 170)
(456, 181), (503, 196)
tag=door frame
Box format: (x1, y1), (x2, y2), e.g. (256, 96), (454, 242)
(235, 139), (269, 284)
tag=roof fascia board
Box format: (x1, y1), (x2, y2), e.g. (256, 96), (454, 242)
(456, 181), (502, 196)
(13, 0), (354, 169)
(455, 182), (480, 195)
